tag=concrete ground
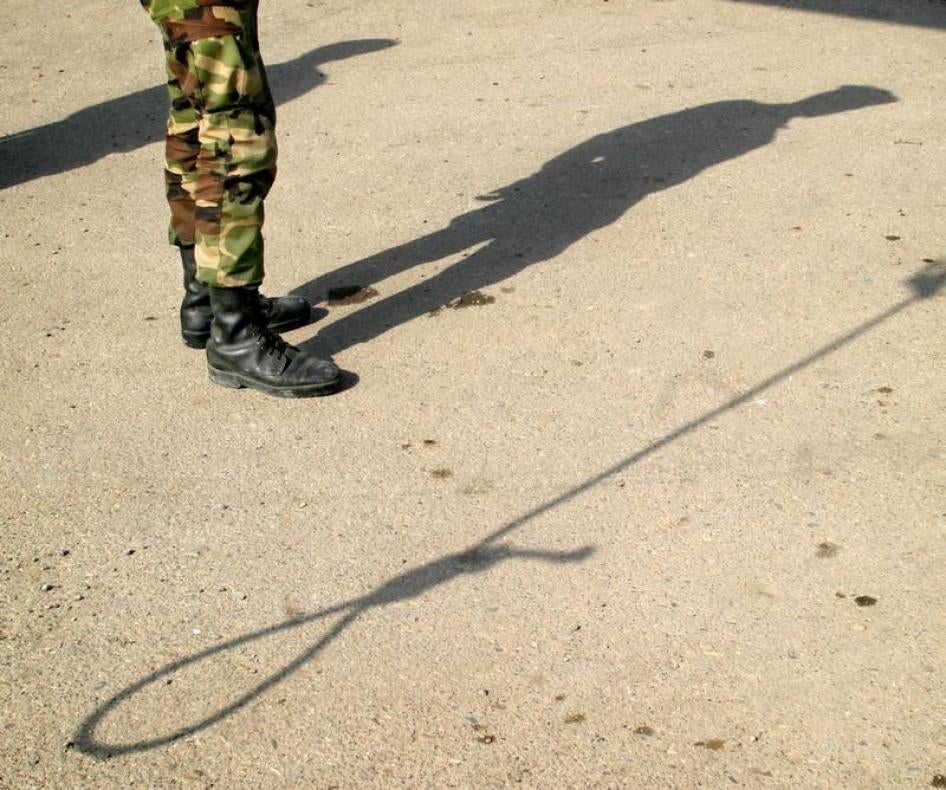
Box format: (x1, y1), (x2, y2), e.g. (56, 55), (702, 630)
(1, 0), (944, 787)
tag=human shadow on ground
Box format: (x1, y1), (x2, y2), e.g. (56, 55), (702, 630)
(73, 260), (945, 758)
(295, 85), (896, 358)
(0, 39), (397, 191)
(729, 0), (946, 30)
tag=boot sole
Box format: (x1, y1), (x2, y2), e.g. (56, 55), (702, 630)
(207, 365), (341, 398)
(182, 312), (312, 351)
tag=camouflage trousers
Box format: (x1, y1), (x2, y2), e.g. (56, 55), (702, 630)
(150, 2), (276, 286)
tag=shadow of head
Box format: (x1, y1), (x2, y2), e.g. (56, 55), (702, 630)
(308, 38), (399, 63)
(270, 38), (398, 105)
(274, 37), (398, 81)
(781, 84), (897, 118)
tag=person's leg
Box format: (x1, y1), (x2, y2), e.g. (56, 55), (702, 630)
(152, 5), (339, 395)
(153, 5), (315, 350)
(160, 7), (273, 286)
(159, 26), (214, 346)
(158, 10), (312, 346)
(163, 51), (200, 252)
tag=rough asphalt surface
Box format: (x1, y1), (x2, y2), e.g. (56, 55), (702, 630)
(1, 0), (944, 787)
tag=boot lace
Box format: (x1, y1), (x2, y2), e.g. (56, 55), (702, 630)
(255, 326), (292, 359)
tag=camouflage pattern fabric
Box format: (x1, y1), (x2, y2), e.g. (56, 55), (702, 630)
(145, 1), (275, 286)
(142, 0), (246, 24)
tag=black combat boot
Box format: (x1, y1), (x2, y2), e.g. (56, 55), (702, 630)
(179, 246), (212, 348)
(179, 247), (313, 349)
(206, 285), (341, 397)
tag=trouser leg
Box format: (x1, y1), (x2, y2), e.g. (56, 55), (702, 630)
(157, 6), (277, 287)
(163, 43), (200, 248)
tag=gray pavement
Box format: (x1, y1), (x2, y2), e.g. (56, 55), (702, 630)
(1, 1), (944, 787)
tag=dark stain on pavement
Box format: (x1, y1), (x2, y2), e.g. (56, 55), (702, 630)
(327, 285), (379, 305)
(816, 541), (841, 558)
(430, 290), (496, 316)
(452, 290), (496, 308)
(854, 595), (878, 607)
(401, 439), (437, 450)
(695, 738), (726, 751)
